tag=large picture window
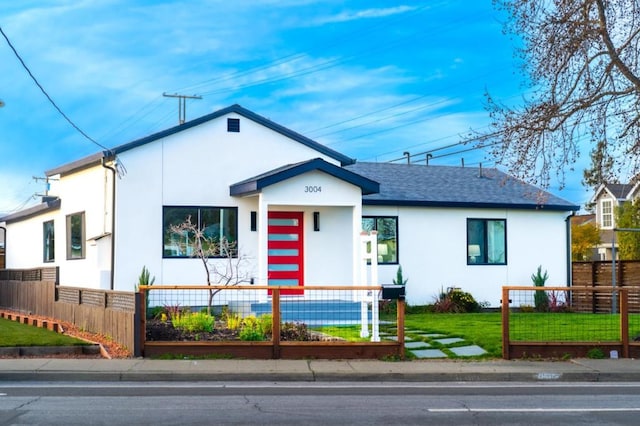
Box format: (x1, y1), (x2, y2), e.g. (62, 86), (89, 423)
(163, 206), (238, 258)
(43, 220), (55, 262)
(66, 212), (85, 260)
(467, 218), (506, 265)
(362, 216), (398, 264)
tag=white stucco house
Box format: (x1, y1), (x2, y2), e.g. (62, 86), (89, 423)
(1, 104), (578, 306)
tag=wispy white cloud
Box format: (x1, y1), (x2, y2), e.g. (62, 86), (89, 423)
(310, 6), (417, 26)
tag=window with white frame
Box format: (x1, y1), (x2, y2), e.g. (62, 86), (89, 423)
(66, 212), (85, 260)
(163, 206), (238, 258)
(467, 218), (506, 265)
(43, 220), (55, 262)
(601, 199), (613, 228)
(362, 216), (398, 264)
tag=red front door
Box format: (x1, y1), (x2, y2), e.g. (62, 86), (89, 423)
(268, 211), (304, 295)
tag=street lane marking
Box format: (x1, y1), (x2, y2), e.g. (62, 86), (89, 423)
(428, 408), (640, 413)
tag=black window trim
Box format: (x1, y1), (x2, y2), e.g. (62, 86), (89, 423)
(162, 205), (239, 259)
(362, 215), (399, 265)
(466, 217), (507, 266)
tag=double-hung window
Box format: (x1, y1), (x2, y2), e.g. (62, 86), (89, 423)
(601, 199), (613, 228)
(163, 206), (238, 258)
(66, 212), (85, 260)
(362, 216), (398, 264)
(467, 218), (506, 265)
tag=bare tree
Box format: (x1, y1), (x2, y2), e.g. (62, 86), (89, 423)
(169, 216), (253, 314)
(486, 0), (640, 189)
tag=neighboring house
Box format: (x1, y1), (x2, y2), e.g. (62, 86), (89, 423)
(0, 105), (578, 306)
(589, 182), (640, 260)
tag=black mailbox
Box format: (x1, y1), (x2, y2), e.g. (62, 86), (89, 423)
(381, 285), (405, 300)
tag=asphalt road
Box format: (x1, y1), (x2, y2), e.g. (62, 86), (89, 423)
(2, 381), (640, 425)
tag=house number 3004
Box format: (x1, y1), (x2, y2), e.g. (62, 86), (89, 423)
(304, 185), (322, 193)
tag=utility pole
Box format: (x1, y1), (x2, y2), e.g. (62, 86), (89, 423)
(32, 176), (58, 199)
(162, 93), (202, 124)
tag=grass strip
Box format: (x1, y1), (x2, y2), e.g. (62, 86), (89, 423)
(0, 317), (89, 347)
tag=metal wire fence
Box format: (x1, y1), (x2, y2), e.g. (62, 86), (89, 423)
(141, 285), (401, 344)
(502, 286), (640, 359)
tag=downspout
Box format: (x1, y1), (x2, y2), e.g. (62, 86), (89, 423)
(101, 154), (116, 290)
(565, 212), (575, 288)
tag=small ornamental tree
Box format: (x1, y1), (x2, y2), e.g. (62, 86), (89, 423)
(616, 200), (640, 260)
(169, 216), (253, 314)
(571, 222), (601, 261)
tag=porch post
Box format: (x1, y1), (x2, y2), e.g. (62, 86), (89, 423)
(258, 194), (269, 288)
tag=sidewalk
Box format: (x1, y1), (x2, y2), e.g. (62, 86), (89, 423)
(1, 358), (640, 382)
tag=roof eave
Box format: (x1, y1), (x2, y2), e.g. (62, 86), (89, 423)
(1, 198), (62, 224)
(362, 199), (579, 211)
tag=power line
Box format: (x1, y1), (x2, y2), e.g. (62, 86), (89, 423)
(0, 26), (111, 154)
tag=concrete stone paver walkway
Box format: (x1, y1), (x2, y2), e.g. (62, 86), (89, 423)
(382, 326), (488, 359)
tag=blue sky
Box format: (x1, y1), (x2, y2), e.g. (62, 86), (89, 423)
(0, 1), (591, 216)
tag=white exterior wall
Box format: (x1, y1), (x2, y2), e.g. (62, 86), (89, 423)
(113, 113), (349, 291)
(5, 210), (57, 268)
(6, 166), (113, 289)
(364, 205), (571, 307)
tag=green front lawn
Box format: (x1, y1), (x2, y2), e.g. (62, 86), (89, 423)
(405, 312), (503, 357)
(0, 318), (89, 347)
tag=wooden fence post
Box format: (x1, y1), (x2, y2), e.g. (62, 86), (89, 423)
(396, 298), (405, 359)
(272, 288), (281, 359)
(620, 288), (629, 358)
(502, 287), (510, 360)
(135, 289), (146, 358)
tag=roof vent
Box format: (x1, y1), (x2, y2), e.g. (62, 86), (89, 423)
(227, 118), (240, 132)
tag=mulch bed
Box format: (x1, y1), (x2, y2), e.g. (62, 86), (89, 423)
(145, 319), (322, 342)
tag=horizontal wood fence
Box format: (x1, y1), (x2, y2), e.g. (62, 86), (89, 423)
(0, 267), (137, 355)
(573, 261), (640, 312)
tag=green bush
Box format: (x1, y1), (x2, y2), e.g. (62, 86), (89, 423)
(531, 265), (550, 312)
(433, 288), (481, 313)
(171, 311), (215, 333)
(238, 315), (265, 341)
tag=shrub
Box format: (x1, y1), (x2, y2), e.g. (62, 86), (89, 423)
(257, 314), (273, 336)
(225, 312), (242, 330)
(239, 315), (265, 341)
(171, 311), (215, 333)
(433, 287), (481, 313)
(531, 265), (550, 312)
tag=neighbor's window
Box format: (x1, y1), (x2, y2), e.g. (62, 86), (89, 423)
(163, 206), (238, 257)
(66, 212), (85, 260)
(601, 199), (613, 228)
(362, 216), (398, 264)
(43, 220), (55, 262)
(467, 218), (506, 265)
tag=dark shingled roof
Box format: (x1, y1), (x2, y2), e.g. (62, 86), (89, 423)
(345, 162), (579, 211)
(604, 183), (635, 199)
